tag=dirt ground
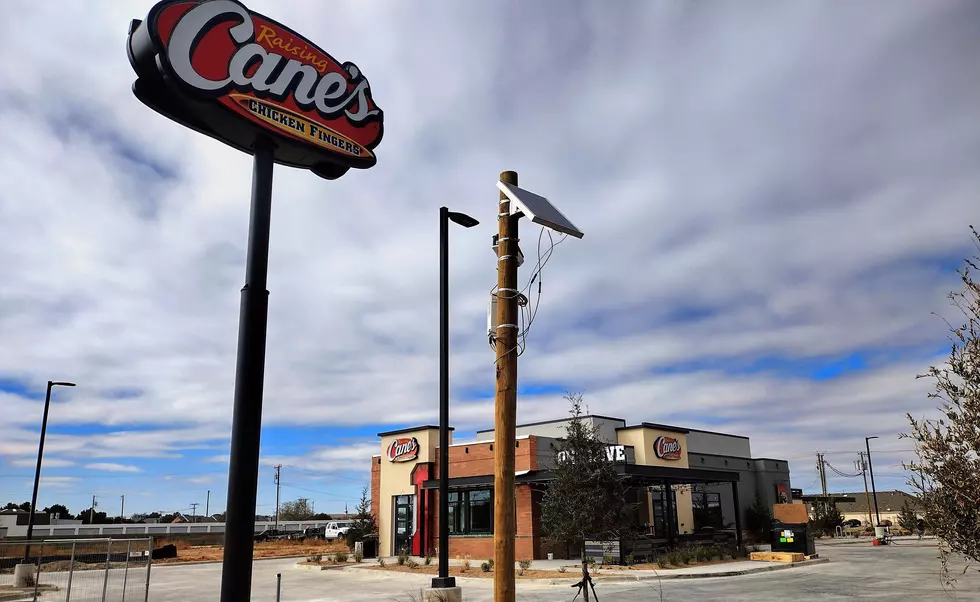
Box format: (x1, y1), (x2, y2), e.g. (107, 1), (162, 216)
(153, 538), (349, 564)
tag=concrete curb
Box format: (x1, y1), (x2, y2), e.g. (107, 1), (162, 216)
(550, 557), (831, 583)
(294, 562), (349, 572)
(152, 554), (316, 567)
(340, 557), (831, 584)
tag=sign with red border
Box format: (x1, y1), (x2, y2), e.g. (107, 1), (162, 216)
(387, 437), (420, 463)
(653, 436), (682, 461)
(127, 0), (383, 180)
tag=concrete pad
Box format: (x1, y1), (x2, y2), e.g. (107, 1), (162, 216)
(422, 586), (462, 602)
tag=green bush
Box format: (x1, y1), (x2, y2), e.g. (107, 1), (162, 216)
(486, 558), (494, 571)
(353, 549), (363, 563)
(334, 550), (349, 563)
(518, 559), (532, 571)
(481, 561), (492, 573)
(424, 553), (433, 566)
(307, 553), (322, 563)
(656, 555), (668, 569)
(397, 547), (409, 566)
(406, 558), (419, 569)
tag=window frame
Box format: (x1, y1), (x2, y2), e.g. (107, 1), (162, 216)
(447, 488), (494, 536)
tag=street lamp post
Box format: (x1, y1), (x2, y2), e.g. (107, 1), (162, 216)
(432, 207), (478, 591)
(865, 436), (881, 526)
(24, 380), (76, 561)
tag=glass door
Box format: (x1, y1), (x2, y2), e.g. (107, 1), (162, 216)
(393, 494), (415, 555)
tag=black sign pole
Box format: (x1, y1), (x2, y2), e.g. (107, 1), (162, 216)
(220, 136), (276, 602)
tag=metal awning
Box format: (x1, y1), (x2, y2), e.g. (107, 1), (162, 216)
(421, 465), (738, 490)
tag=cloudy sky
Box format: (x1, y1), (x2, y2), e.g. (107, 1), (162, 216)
(1, 0), (978, 518)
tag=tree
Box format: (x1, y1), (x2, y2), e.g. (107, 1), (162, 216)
(345, 487), (377, 551)
(3, 502), (31, 512)
(905, 230), (980, 582)
(898, 499), (919, 534)
(744, 494), (774, 542)
(807, 501), (843, 537)
(311, 513), (332, 520)
(77, 507), (109, 524)
(540, 393), (637, 601)
(278, 498), (313, 521)
(42, 504), (71, 519)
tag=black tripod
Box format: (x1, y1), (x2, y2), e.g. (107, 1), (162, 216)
(570, 572), (599, 601)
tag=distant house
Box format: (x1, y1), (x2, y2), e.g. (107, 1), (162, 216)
(831, 490), (919, 526)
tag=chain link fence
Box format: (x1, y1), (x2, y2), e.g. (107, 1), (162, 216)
(0, 538), (151, 601)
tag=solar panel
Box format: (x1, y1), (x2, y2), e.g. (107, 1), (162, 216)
(496, 181), (584, 239)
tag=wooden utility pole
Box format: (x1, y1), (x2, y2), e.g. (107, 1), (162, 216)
(816, 453), (828, 496)
(274, 464), (282, 529)
(493, 170), (519, 602)
(858, 452), (873, 527)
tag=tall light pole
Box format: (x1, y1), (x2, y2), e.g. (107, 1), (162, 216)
(25, 380), (75, 560)
(865, 436), (881, 526)
(431, 206), (479, 592)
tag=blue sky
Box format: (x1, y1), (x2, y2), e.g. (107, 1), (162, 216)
(1, 0), (978, 517)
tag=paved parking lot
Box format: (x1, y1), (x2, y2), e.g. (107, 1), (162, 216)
(147, 540), (980, 601)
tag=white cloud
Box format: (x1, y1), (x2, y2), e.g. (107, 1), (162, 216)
(10, 457), (75, 468)
(84, 463), (142, 473)
(0, 0), (976, 510)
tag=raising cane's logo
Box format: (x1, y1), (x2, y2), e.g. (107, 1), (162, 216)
(653, 436), (682, 460)
(386, 437), (420, 463)
(127, 0), (383, 179)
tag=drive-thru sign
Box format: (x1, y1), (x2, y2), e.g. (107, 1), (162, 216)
(127, 2), (383, 600)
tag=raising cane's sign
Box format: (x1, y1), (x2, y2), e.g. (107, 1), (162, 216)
(653, 436), (682, 461)
(127, 0), (383, 180)
(387, 437), (420, 463)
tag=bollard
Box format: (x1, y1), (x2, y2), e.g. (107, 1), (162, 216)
(276, 573), (282, 602)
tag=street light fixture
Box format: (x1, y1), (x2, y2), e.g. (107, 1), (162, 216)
(432, 206), (478, 592)
(25, 380), (76, 560)
(865, 436), (881, 527)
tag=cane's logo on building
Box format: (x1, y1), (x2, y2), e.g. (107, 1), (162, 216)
(386, 437), (420, 463)
(654, 436), (682, 460)
(127, 0), (383, 175)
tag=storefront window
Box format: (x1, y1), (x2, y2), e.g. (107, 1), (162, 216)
(448, 489), (493, 535)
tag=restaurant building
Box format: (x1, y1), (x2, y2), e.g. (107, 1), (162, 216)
(370, 415), (791, 560)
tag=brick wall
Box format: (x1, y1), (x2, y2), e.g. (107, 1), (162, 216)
(370, 456), (381, 522)
(436, 438), (536, 479)
(446, 536), (536, 562)
(418, 436), (546, 559)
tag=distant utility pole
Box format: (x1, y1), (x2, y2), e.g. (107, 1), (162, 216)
(120, 495), (125, 524)
(206, 490), (211, 519)
(856, 453), (873, 526)
(90, 495), (97, 524)
(190, 502), (199, 522)
(274, 465), (282, 529)
(816, 453), (828, 496)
